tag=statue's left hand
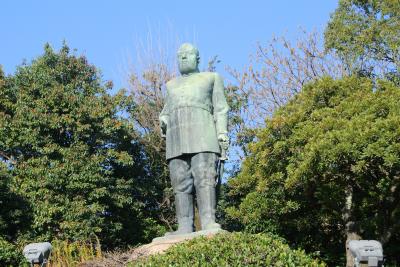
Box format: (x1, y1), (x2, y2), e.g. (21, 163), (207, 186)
(218, 133), (229, 150)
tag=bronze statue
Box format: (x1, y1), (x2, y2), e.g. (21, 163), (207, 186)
(160, 43), (229, 235)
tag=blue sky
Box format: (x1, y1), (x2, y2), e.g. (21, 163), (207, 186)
(1, 0), (338, 89)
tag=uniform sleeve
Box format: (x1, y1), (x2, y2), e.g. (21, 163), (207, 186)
(212, 73), (229, 135)
(159, 88), (170, 126)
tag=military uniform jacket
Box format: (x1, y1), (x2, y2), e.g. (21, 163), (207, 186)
(160, 72), (229, 160)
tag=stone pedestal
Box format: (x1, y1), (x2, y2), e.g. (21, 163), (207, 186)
(79, 230), (227, 266)
(128, 229), (227, 262)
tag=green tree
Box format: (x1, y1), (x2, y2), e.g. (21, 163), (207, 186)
(227, 76), (400, 265)
(0, 67), (32, 266)
(3, 44), (161, 248)
(325, 0), (400, 78)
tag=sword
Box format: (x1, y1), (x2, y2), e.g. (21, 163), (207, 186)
(216, 147), (228, 190)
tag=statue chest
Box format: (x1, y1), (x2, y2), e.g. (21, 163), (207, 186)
(168, 75), (213, 102)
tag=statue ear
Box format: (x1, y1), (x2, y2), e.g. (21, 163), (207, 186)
(196, 56), (200, 64)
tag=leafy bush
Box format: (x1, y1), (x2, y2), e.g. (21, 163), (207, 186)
(0, 237), (24, 267)
(133, 232), (325, 266)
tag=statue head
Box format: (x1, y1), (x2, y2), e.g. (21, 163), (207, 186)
(177, 43), (200, 75)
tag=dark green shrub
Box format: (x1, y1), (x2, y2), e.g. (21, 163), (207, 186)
(0, 237), (24, 267)
(133, 232), (326, 266)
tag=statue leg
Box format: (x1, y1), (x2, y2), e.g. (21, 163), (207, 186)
(192, 152), (221, 231)
(166, 155), (194, 235)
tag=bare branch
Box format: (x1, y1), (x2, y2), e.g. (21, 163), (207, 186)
(0, 151), (16, 165)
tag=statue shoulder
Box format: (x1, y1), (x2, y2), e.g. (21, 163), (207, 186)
(166, 77), (179, 90)
(200, 71), (216, 77)
(213, 72), (223, 82)
(198, 72), (221, 82)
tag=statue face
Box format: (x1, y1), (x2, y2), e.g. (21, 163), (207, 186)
(177, 45), (199, 75)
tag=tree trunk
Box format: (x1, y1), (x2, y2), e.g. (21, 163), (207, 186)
(343, 184), (362, 267)
(346, 232), (362, 267)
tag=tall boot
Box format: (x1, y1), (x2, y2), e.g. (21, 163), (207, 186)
(197, 185), (221, 231)
(165, 193), (194, 236)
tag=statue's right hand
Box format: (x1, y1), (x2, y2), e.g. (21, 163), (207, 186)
(160, 120), (167, 138)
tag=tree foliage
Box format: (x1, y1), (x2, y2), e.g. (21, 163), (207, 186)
(0, 44), (162, 250)
(227, 76), (400, 264)
(325, 0), (400, 78)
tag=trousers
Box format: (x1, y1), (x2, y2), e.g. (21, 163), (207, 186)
(168, 152), (220, 231)
(169, 152), (217, 194)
